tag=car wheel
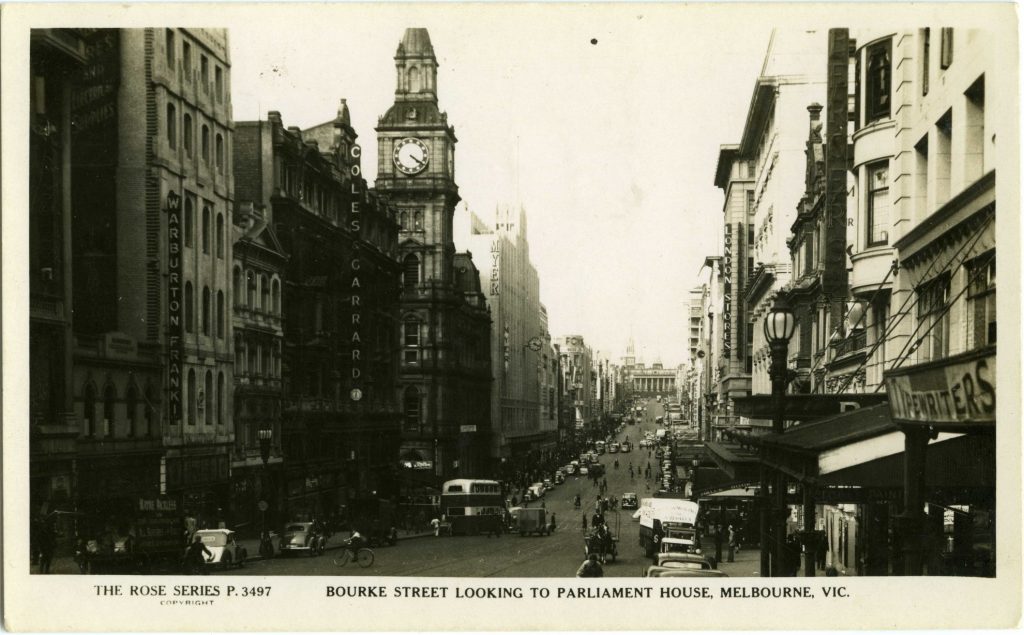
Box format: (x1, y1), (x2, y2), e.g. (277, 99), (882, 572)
(309, 545), (317, 557)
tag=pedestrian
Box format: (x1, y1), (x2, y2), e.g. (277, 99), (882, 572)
(816, 530), (827, 569)
(713, 523), (724, 564)
(548, 514), (556, 534)
(576, 553), (604, 578)
(727, 525), (736, 562)
(431, 517), (440, 537)
(581, 514), (588, 532)
(184, 534), (212, 574)
(825, 565), (839, 577)
(37, 519), (55, 574)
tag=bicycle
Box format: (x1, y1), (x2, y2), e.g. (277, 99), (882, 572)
(333, 545), (374, 568)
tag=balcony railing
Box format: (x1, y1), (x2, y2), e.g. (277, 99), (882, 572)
(832, 330), (867, 357)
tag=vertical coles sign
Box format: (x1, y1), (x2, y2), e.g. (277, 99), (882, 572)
(166, 191), (183, 425)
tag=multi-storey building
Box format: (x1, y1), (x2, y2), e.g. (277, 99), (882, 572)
(375, 29), (492, 481)
(556, 336), (594, 432)
(233, 103), (403, 520)
(53, 29), (236, 533)
(458, 206), (551, 461)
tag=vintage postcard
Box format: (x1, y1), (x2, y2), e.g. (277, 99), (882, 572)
(2, 1), (1020, 631)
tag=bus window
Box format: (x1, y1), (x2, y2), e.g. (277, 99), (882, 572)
(446, 485), (464, 493)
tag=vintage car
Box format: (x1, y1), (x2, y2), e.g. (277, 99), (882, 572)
(526, 482), (546, 500)
(280, 522), (328, 556)
(188, 529), (247, 570)
(646, 566), (729, 578)
(656, 552), (714, 568)
(620, 493), (639, 510)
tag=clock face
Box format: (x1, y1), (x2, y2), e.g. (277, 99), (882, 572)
(394, 138), (429, 175)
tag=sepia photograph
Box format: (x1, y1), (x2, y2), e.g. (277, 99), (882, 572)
(3, 2), (1020, 631)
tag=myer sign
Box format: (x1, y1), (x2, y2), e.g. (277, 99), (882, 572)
(884, 346), (995, 430)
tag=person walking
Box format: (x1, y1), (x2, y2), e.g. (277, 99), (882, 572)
(581, 514), (588, 532)
(576, 553), (604, 578)
(727, 525), (737, 562)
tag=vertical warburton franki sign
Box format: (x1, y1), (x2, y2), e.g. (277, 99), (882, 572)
(166, 191), (183, 425)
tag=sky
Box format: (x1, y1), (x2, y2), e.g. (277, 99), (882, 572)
(229, 5), (775, 366)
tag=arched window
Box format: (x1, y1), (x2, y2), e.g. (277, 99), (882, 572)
(400, 211), (408, 229)
(184, 282), (194, 333)
(402, 254), (420, 289)
(183, 113), (193, 156)
(83, 384), (96, 437)
(275, 341), (282, 377)
(248, 341), (257, 377)
(260, 274), (270, 311)
(201, 124), (210, 163)
(166, 103), (177, 149)
(215, 133), (224, 172)
(125, 385), (138, 437)
(233, 267), (242, 306)
(184, 198), (194, 247)
(204, 371), (213, 425)
(217, 372), (225, 426)
(268, 344), (276, 378)
(216, 290), (225, 338)
(187, 369), (196, 425)
(408, 66), (420, 92)
(215, 213), (224, 258)
(403, 386), (421, 429)
(234, 335), (244, 372)
(145, 384), (157, 436)
(202, 286), (211, 335)
(202, 206), (211, 254)
(271, 278), (281, 315)
(413, 211), (423, 230)
(103, 385), (116, 437)
(247, 271), (256, 307)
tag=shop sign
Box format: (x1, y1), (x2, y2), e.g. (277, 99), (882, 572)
(885, 347), (995, 428)
(460, 425), (477, 433)
(822, 28), (850, 296)
(490, 241), (500, 295)
(722, 224), (733, 358)
(166, 191), (183, 426)
(400, 460), (434, 470)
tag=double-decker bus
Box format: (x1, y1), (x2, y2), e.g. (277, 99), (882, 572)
(440, 479), (506, 535)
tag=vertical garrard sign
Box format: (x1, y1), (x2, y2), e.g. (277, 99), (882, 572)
(166, 190), (183, 425)
(348, 144), (364, 400)
(722, 224), (733, 358)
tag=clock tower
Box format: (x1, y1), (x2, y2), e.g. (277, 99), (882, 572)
(376, 29), (491, 482)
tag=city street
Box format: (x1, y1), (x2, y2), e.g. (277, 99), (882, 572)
(229, 401), (675, 578)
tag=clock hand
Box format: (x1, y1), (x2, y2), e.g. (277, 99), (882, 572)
(411, 155), (426, 166)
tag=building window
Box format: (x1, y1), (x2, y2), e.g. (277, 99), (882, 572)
(403, 386), (421, 429)
(916, 272), (951, 362)
(260, 275), (270, 312)
(402, 254), (420, 288)
(182, 40), (192, 80)
(83, 384), (96, 437)
(200, 55), (209, 93)
(217, 372), (225, 426)
(965, 75), (986, 184)
(922, 28), (931, 96)
(215, 133), (224, 173)
(940, 28), (954, 69)
(216, 213), (224, 258)
(184, 282), (194, 333)
(967, 250), (996, 347)
(145, 385), (157, 436)
(202, 286), (211, 335)
(184, 197), (194, 247)
(867, 162), (890, 246)
(271, 279), (281, 315)
(864, 39), (892, 124)
(103, 385), (116, 437)
(126, 385), (138, 437)
(247, 271), (256, 308)
(183, 113), (193, 156)
(216, 290), (225, 338)
(400, 211), (408, 229)
(233, 267), (242, 306)
(413, 211), (423, 230)
(204, 371), (213, 425)
(403, 319), (420, 363)
(201, 125), (210, 163)
(166, 103), (177, 149)
(165, 29), (175, 70)
(202, 205), (211, 254)
(215, 66), (223, 103)
(187, 370), (196, 425)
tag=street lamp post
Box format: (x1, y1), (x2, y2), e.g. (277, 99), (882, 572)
(258, 427), (273, 557)
(690, 457), (700, 501)
(763, 296), (797, 577)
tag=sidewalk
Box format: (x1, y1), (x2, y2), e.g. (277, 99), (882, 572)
(715, 545), (763, 578)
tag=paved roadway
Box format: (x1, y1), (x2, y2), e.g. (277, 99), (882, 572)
(226, 399), (674, 578)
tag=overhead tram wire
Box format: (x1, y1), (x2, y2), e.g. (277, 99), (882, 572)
(874, 249), (996, 389)
(808, 260), (897, 395)
(832, 209), (995, 394)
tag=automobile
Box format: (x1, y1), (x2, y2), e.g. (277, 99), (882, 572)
(280, 521), (328, 556)
(646, 566), (728, 578)
(565, 464), (576, 475)
(187, 529), (248, 570)
(579, 466), (590, 476)
(620, 442), (632, 453)
(528, 482), (546, 500)
(543, 478), (555, 490)
(554, 471), (565, 484)
(620, 493), (639, 510)
(656, 552), (714, 568)
(608, 443), (620, 454)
